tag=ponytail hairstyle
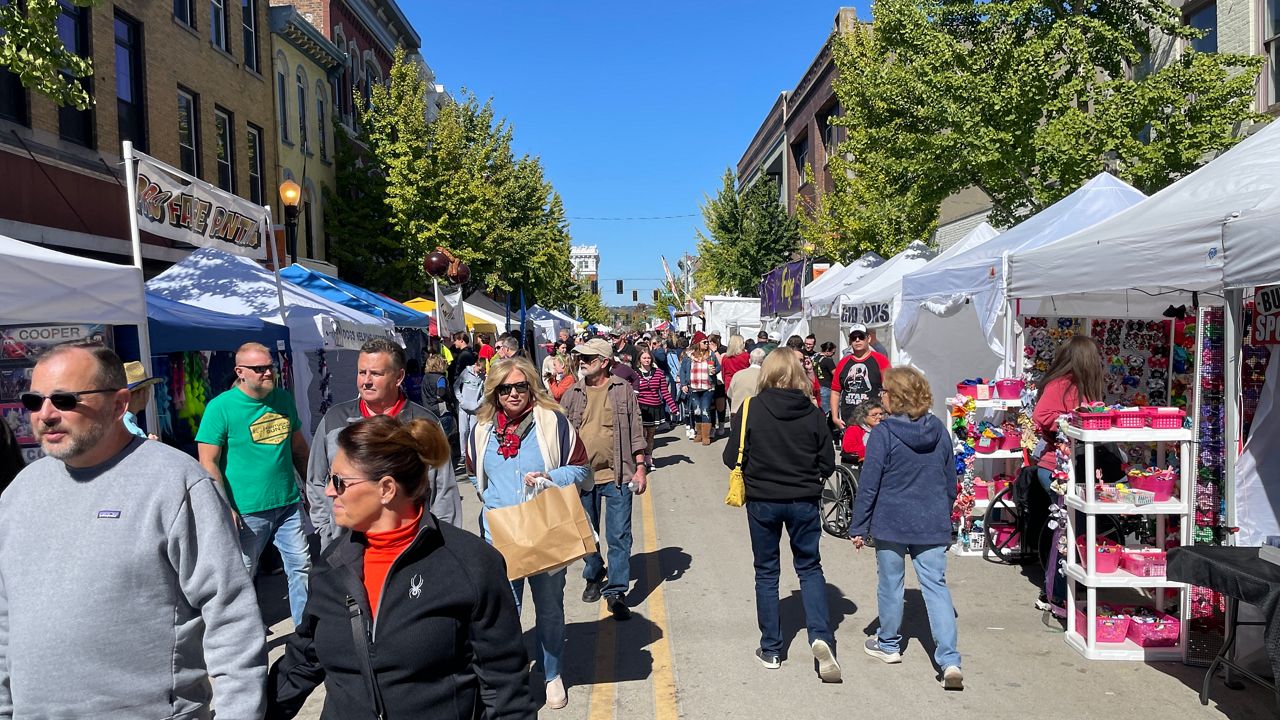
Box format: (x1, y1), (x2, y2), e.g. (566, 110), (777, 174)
(336, 415), (450, 501)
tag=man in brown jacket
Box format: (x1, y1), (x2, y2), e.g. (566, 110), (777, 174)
(561, 338), (648, 620)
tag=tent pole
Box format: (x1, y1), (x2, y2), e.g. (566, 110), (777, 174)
(123, 141), (159, 435)
(433, 278), (444, 339)
(265, 206), (287, 327)
(1224, 287), (1243, 541)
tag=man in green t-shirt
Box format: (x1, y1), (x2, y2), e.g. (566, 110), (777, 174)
(197, 342), (311, 626)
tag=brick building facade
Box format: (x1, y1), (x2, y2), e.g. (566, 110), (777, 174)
(0, 0), (280, 273)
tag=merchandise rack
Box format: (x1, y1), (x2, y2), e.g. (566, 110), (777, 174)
(1062, 423), (1192, 661)
(951, 396), (1027, 558)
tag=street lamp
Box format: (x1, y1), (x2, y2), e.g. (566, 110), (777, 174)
(278, 178), (301, 263)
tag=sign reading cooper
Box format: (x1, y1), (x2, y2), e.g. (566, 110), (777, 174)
(840, 302), (891, 327)
(132, 152), (267, 259)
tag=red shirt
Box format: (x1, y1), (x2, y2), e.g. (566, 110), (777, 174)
(841, 425), (870, 460)
(720, 352), (751, 389)
(363, 506), (424, 616)
(1032, 375), (1082, 471)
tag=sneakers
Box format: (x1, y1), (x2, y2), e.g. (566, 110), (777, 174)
(607, 595), (631, 620)
(755, 648), (781, 669)
(685, 426), (696, 439)
(863, 637), (902, 664)
(582, 579), (603, 604)
(647, 462), (656, 472)
(942, 665), (964, 690)
(1034, 592), (1051, 611)
(811, 639), (842, 683)
(545, 676), (568, 709)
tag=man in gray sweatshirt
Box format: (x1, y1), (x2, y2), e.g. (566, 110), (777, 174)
(0, 344), (266, 719)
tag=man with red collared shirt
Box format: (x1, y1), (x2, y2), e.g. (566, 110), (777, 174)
(830, 324), (890, 430)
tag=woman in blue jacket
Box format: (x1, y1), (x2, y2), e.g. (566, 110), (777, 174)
(848, 366), (963, 691)
(466, 357), (592, 710)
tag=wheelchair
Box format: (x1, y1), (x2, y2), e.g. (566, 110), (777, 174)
(820, 456), (861, 539)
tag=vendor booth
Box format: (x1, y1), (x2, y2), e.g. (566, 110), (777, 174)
(702, 296), (762, 339)
(280, 265), (431, 329)
(404, 297), (502, 336)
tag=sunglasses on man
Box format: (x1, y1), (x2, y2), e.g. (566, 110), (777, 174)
(849, 333), (868, 341)
(20, 388), (121, 412)
(237, 363), (276, 374)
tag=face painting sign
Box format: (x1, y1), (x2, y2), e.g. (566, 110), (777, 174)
(133, 152), (268, 260)
(759, 260), (805, 316)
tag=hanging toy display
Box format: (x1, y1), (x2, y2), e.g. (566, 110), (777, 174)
(316, 349), (334, 417)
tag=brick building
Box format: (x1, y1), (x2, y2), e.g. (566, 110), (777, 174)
(1159, 1), (1280, 115)
(0, 0), (281, 273)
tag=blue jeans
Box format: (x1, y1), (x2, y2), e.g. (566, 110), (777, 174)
(511, 569), (566, 682)
(686, 389), (712, 427)
(239, 502), (312, 627)
(873, 541), (961, 669)
(580, 481), (633, 599)
(745, 499), (832, 655)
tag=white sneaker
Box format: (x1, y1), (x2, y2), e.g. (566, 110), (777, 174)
(685, 427), (695, 439)
(942, 665), (964, 690)
(545, 676), (567, 709)
(811, 639), (842, 683)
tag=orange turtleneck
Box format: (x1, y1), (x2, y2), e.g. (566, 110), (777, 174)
(363, 506), (424, 617)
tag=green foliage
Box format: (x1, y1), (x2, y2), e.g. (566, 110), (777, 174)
(328, 47), (578, 306)
(0, 0), (96, 110)
(809, 0), (1265, 257)
(694, 171), (800, 298)
(573, 282), (608, 325)
(323, 118), (401, 293)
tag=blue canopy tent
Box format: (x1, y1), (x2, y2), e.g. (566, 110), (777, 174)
(146, 291), (289, 353)
(279, 265), (431, 329)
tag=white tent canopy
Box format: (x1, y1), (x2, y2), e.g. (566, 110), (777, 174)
(802, 261), (846, 298)
(1009, 120), (1280, 298)
(897, 173), (1147, 355)
(703, 296), (762, 339)
(823, 241), (938, 316)
(1, 234), (146, 326)
(804, 252), (885, 316)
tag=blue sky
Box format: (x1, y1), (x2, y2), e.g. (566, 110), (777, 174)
(404, 2), (873, 304)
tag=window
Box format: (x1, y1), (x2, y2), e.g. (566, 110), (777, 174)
(276, 67), (289, 141)
(241, 0), (258, 72)
(214, 107), (234, 192)
(0, 66), (26, 125)
(177, 88), (200, 176)
(57, 0), (94, 147)
(1184, 2), (1217, 53)
(210, 0), (229, 52)
(174, 0), (197, 28)
(114, 12), (146, 151)
(1268, 0), (1280, 106)
(303, 197), (314, 258)
(316, 87), (327, 159)
(816, 102), (841, 153)
(296, 69), (308, 152)
(792, 135), (810, 181)
(247, 124), (264, 205)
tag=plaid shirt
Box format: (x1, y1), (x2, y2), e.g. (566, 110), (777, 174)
(689, 359), (713, 391)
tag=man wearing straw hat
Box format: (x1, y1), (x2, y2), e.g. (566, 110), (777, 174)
(122, 360), (161, 440)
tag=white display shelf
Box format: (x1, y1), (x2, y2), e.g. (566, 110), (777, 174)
(1061, 424), (1192, 443)
(1063, 563), (1184, 589)
(1064, 632), (1183, 662)
(974, 397), (1023, 409)
(1063, 495), (1188, 515)
(973, 449), (1024, 460)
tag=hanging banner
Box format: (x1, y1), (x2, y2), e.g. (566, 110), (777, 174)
(131, 151), (268, 260)
(439, 285), (467, 335)
(759, 260), (805, 316)
(317, 317), (401, 351)
(840, 302), (892, 327)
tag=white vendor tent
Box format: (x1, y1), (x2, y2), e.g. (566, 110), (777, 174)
(802, 262), (846, 299)
(1, 234), (147, 326)
(804, 252), (885, 317)
(703, 296), (762, 339)
(897, 173), (1146, 359)
(825, 241), (938, 318)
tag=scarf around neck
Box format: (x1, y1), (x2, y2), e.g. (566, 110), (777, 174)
(496, 406), (535, 459)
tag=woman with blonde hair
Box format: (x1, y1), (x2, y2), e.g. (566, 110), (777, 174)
(464, 357), (591, 710)
(721, 350), (839, 682)
(719, 334), (751, 392)
(268, 414), (535, 718)
(849, 366), (962, 691)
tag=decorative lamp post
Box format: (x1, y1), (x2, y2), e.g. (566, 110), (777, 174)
(278, 178), (302, 264)
(423, 247), (470, 338)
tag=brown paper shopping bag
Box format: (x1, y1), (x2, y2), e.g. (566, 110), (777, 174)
(486, 483), (597, 581)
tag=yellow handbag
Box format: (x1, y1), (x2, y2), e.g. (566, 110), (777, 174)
(725, 397), (751, 507)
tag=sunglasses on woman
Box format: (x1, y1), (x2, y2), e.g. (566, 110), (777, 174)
(327, 474), (375, 494)
(20, 388), (121, 412)
(497, 382), (531, 396)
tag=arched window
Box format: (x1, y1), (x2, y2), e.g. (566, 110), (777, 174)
(296, 67), (309, 152)
(275, 52), (289, 142)
(315, 79), (328, 159)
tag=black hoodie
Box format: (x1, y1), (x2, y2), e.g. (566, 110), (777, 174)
(722, 388), (835, 502)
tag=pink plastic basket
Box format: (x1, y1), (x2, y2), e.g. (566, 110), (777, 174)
(991, 474), (1013, 496)
(955, 383), (977, 399)
(972, 479), (989, 500)
(1071, 411), (1114, 430)
(1113, 408), (1146, 429)
(991, 524), (1020, 549)
(1129, 471), (1177, 501)
(999, 429), (1022, 451)
(1145, 407), (1186, 429)
(1121, 549), (1167, 577)
(974, 436), (1000, 454)
(1075, 604), (1131, 643)
(994, 379), (1025, 399)
(1124, 609), (1181, 647)
(1076, 536), (1123, 573)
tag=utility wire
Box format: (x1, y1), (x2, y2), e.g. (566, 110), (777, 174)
(566, 213), (699, 221)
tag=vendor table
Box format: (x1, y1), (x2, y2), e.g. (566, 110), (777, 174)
(1167, 546), (1280, 712)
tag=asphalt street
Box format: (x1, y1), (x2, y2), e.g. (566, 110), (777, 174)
(262, 426), (1274, 719)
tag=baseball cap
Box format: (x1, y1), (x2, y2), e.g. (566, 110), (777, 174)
(572, 338), (614, 358)
(848, 323), (868, 336)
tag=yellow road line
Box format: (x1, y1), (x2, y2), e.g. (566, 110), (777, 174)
(641, 488), (679, 720)
(587, 588), (616, 720)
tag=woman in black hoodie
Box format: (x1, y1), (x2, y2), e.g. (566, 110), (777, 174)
(722, 349), (839, 683)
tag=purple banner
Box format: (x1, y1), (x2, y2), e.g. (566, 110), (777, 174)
(759, 260), (805, 316)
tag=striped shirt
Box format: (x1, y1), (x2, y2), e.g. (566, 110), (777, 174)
(636, 367), (677, 411)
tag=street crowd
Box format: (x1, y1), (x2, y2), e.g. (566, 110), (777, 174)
(0, 321), (995, 718)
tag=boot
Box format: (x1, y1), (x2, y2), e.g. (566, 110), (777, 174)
(700, 422), (712, 446)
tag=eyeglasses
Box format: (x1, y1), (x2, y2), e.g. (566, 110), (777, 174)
(327, 473), (375, 495)
(849, 333), (868, 341)
(20, 388), (122, 412)
(497, 382), (531, 396)
(237, 363), (276, 374)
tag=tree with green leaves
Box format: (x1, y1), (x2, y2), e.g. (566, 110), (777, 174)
(573, 281), (608, 325)
(801, 0), (1265, 260)
(328, 47), (579, 307)
(0, 0), (96, 109)
(694, 171), (801, 298)
(323, 119), (402, 293)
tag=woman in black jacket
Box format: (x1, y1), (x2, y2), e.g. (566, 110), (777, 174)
(722, 349), (839, 683)
(268, 415), (535, 720)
